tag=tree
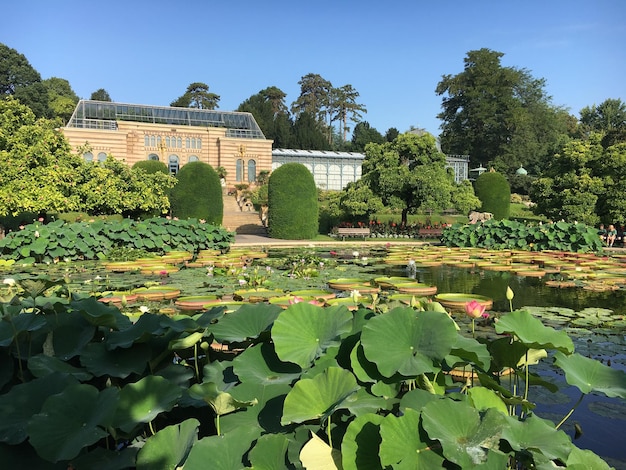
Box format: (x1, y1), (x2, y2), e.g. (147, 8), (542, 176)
(436, 48), (562, 173)
(238, 87), (292, 145)
(171, 82), (219, 109)
(359, 133), (456, 225)
(291, 73), (332, 127)
(330, 84), (367, 142)
(0, 43), (41, 95)
(385, 127), (400, 142)
(450, 180), (481, 215)
(580, 98), (626, 134)
(351, 121), (384, 153)
(90, 88), (112, 101)
(42, 77), (79, 123)
(292, 112), (329, 150)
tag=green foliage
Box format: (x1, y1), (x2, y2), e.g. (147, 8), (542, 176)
(0, 218), (233, 263)
(450, 179), (481, 215)
(0, 286), (619, 468)
(441, 219), (604, 252)
(90, 88), (112, 101)
(170, 162), (223, 224)
(267, 163), (318, 239)
(170, 82), (220, 110)
(474, 171), (511, 220)
(132, 159), (169, 174)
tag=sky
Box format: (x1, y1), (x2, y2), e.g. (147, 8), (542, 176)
(2, 0), (625, 137)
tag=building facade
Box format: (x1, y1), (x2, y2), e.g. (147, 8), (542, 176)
(62, 100), (273, 186)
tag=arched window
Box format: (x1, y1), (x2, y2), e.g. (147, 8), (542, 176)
(247, 159), (256, 183)
(144, 135), (150, 147)
(169, 155), (180, 175)
(97, 152), (107, 162)
(177, 137), (182, 148)
(150, 135), (156, 147)
(186, 137), (190, 148)
(236, 159), (243, 182)
(157, 135), (162, 146)
(148, 154), (159, 161)
(197, 138), (202, 149)
(165, 136), (171, 148)
(188, 155), (199, 163)
(83, 152), (93, 162)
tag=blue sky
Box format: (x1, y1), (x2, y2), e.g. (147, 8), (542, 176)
(2, 0), (624, 137)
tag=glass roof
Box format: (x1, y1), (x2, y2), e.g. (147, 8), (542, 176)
(66, 100), (265, 139)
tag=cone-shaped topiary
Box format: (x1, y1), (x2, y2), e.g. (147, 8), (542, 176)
(474, 170), (510, 220)
(132, 160), (169, 174)
(267, 163), (318, 239)
(170, 162), (223, 224)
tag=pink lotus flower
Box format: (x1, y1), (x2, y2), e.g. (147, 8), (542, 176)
(465, 300), (486, 319)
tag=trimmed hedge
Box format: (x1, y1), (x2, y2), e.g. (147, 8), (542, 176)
(475, 171), (510, 220)
(132, 160), (169, 174)
(170, 162), (223, 224)
(267, 163), (318, 239)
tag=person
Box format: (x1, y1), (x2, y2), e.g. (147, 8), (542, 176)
(598, 224), (607, 244)
(607, 224), (617, 247)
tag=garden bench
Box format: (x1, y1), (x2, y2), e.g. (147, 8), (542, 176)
(337, 227), (371, 241)
(417, 228), (443, 239)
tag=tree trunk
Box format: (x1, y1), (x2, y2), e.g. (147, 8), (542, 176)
(401, 208), (408, 227)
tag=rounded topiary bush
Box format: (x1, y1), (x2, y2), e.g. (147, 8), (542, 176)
(132, 160), (169, 174)
(170, 162), (223, 224)
(267, 163), (318, 239)
(474, 170), (511, 220)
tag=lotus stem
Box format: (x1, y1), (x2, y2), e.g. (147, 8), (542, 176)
(471, 318), (475, 338)
(216, 415), (221, 436)
(194, 343), (200, 381)
(556, 393), (585, 430)
(149, 420), (156, 436)
(327, 415), (333, 449)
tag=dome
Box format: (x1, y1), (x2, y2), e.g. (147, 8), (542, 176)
(516, 165), (528, 176)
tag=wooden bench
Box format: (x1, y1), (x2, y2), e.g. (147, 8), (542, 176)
(417, 228), (443, 239)
(337, 227), (371, 241)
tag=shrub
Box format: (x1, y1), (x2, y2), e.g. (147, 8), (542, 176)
(475, 171), (510, 220)
(170, 162), (223, 224)
(132, 160), (169, 174)
(267, 163), (318, 239)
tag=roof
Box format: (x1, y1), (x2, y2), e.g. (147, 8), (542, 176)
(65, 100), (265, 139)
(272, 148), (366, 160)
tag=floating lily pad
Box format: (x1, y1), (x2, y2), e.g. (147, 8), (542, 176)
(434, 293), (493, 311)
(133, 287), (181, 301)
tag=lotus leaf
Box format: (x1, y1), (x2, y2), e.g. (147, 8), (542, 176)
(183, 427), (259, 470)
(232, 342), (301, 386)
(361, 308), (458, 377)
(80, 342), (152, 378)
(554, 351), (626, 398)
(248, 434), (290, 470)
(189, 381), (257, 416)
(281, 366), (359, 425)
(299, 432), (342, 470)
(209, 303), (282, 343)
(501, 414), (573, 462)
(341, 413), (384, 470)
(135, 418), (199, 470)
(495, 310), (574, 354)
(27, 354), (93, 381)
(272, 303), (352, 368)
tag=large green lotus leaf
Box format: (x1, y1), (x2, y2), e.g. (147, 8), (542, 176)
(344, 387), (392, 417)
(361, 308), (458, 378)
(0, 313), (47, 347)
(488, 336), (531, 370)
(0, 441), (68, 469)
(135, 418), (199, 470)
(27, 354), (93, 381)
(0, 350), (13, 389)
(0, 373), (77, 444)
(299, 431), (342, 470)
(281, 366), (359, 425)
(106, 314), (173, 348)
(421, 400), (507, 468)
(113, 376), (182, 433)
(272, 303), (352, 368)
(232, 342), (301, 385)
(566, 447), (611, 470)
(501, 414), (572, 462)
(226, 381), (291, 435)
(189, 381), (257, 416)
(248, 433), (290, 470)
(28, 384), (119, 462)
(183, 427), (259, 470)
(494, 310), (574, 354)
(209, 303), (281, 342)
(554, 351), (626, 398)
(467, 387), (508, 415)
(71, 296), (131, 329)
(51, 312), (96, 360)
(379, 408), (444, 469)
(350, 341), (381, 384)
(80, 342), (152, 378)
(341, 413), (384, 470)
(70, 446), (138, 470)
(400, 388), (443, 414)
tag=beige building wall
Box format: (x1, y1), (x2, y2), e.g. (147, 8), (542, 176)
(61, 121), (273, 187)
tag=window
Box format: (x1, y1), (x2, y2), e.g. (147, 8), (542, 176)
(186, 137), (190, 148)
(188, 155), (199, 162)
(97, 152), (107, 162)
(236, 159), (243, 182)
(83, 152), (93, 162)
(144, 135), (150, 147)
(150, 135), (156, 147)
(166, 136), (171, 148)
(197, 138), (202, 149)
(247, 159), (256, 183)
(148, 154), (159, 161)
(177, 137), (182, 148)
(169, 155), (180, 175)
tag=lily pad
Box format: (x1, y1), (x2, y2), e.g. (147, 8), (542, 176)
(434, 293), (493, 311)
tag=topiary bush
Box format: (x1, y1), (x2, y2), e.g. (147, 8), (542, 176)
(132, 160), (169, 174)
(267, 163), (318, 239)
(474, 171), (511, 220)
(170, 162), (223, 224)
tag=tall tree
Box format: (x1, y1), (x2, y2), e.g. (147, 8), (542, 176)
(351, 121), (384, 153)
(171, 82), (219, 109)
(580, 98), (626, 145)
(90, 88), (112, 101)
(42, 77), (79, 123)
(353, 133), (456, 225)
(238, 86), (292, 146)
(292, 112), (329, 150)
(331, 84), (367, 142)
(291, 73), (332, 126)
(436, 48), (558, 172)
(0, 43), (41, 95)
(260, 86), (288, 116)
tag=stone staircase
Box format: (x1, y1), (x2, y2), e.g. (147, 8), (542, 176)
(221, 190), (267, 235)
